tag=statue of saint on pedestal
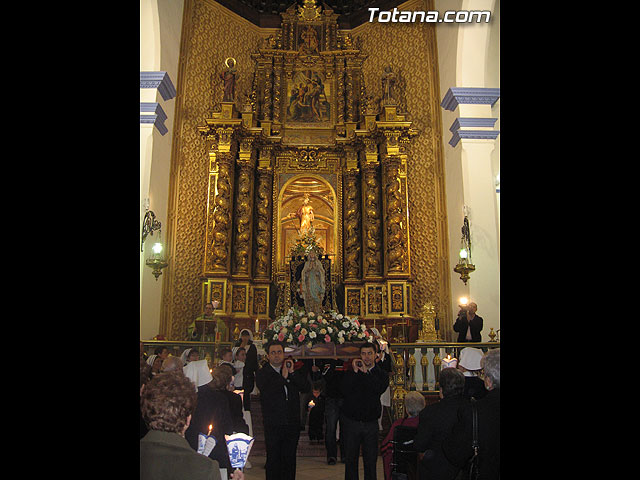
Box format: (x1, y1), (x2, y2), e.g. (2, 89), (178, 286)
(289, 193), (315, 236)
(300, 249), (325, 315)
(220, 57), (237, 102)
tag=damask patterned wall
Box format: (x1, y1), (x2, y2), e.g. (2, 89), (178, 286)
(353, 0), (452, 332)
(163, 0), (264, 339)
(163, 0), (452, 339)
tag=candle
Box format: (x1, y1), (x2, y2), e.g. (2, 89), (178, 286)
(208, 424), (213, 436)
(255, 318), (260, 333)
(308, 400), (315, 408)
(442, 354), (458, 369)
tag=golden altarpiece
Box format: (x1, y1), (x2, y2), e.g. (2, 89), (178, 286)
(195, 1), (420, 336)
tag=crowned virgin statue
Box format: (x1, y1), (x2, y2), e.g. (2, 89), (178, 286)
(300, 249), (325, 314)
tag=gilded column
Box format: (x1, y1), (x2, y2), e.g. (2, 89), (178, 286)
(362, 154), (383, 279)
(336, 57), (345, 125)
(262, 61), (273, 122)
(208, 147), (235, 273)
(232, 136), (256, 277)
(272, 55), (283, 129)
(254, 147), (273, 280)
(343, 151), (361, 281)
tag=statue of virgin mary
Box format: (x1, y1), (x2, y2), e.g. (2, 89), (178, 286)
(300, 249), (325, 314)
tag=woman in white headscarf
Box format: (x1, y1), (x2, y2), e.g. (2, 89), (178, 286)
(180, 347), (200, 366)
(458, 347), (488, 400)
(146, 354), (162, 377)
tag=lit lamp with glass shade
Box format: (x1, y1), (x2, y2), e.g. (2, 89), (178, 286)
(453, 214), (475, 285)
(141, 208), (169, 281)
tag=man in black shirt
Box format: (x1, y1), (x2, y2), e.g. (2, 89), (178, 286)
(256, 341), (310, 480)
(341, 342), (390, 480)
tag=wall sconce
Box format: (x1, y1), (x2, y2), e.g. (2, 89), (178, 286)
(141, 207), (168, 280)
(453, 214), (475, 285)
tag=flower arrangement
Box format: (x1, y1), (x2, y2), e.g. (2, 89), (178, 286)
(263, 307), (373, 348)
(289, 227), (324, 258)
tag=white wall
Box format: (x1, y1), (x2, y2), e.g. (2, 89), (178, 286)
(140, 0), (184, 340)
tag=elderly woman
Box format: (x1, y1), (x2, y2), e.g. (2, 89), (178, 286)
(381, 391), (426, 480)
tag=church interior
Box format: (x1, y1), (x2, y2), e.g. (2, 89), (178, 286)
(140, 0), (499, 470)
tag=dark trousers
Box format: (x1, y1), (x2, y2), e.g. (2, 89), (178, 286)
(263, 424), (300, 480)
(342, 415), (379, 480)
(324, 397), (344, 460)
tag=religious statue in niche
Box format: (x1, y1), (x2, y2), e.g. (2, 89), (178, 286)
(300, 249), (326, 314)
(220, 57), (237, 102)
(288, 193), (315, 236)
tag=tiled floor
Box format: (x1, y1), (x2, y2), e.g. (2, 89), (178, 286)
(241, 455), (384, 480)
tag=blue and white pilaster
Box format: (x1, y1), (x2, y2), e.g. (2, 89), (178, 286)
(441, 87), (500, 340)
(140, 71), (176, 135)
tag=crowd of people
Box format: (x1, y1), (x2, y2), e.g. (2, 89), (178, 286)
(140, 314), (500, 480)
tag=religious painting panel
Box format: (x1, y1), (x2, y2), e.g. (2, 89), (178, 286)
(285, 70), (333, 127)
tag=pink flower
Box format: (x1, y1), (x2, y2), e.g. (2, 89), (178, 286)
(294, 325), (301, 332)
(278, 333), (285, 341)
(354, 319), (360, 327)
(324, 334), (331, 343)
(364, 331), (370, 337)
(298, 334), (306, 342)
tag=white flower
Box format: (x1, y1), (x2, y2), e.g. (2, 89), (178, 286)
(273, 334), (278, 340)
(327, 327), (333, 333)
(307, 341), (313, 348)
(288, 320), (294, 326)
(309, 331), (317, 338)
(357, 332), (364, 339)
(308, 311), (315, 317)
(342, 321), (350, 328)
(337, 314), (343, 320)
(337, 330), (344, 337)
(302, 317), (308, 324)
(338, 337), (345, 344)
(320, 328), (326, 335)
(288, 334), (293, 342)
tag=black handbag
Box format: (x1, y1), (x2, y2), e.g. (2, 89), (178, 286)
(455, 400), (479, 480)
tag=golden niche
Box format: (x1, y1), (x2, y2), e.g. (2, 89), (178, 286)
(278, 176), (335, 269)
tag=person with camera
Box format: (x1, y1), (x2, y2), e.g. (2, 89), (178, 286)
(341, 342), (390, 480)
(255, 341), (310, 480)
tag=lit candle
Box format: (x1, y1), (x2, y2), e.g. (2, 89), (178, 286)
(442, 354), (458, 369)
(255, 318), (260, 333)
(208, 424), (213, 436)
(308, 400), (315, 408)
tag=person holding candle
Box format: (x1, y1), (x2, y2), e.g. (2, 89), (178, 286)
(256, 340), (311, 480)
(233, 329), (258, 413)
(140, 371), (245, 480)
(340, 342), (390, 480)
(184, 360), (236, 473)
(307, 381), (325, 443)
(453, 302), (483, 342)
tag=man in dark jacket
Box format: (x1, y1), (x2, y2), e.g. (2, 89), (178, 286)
(453, 302), (483, 342)
(341, 342), (389, 480)
(443, 348), (500, 479)
(256, 341), (310, 480)
(414, 367), (469, 480)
